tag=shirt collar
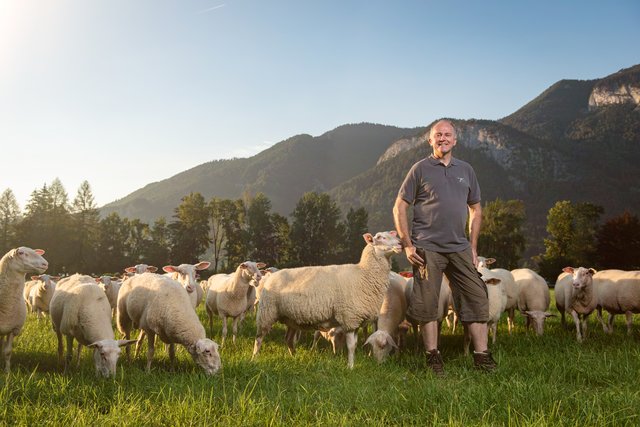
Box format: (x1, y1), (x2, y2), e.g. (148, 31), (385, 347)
(428, 154), (457, 166)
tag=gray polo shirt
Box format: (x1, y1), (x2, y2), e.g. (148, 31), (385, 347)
(398, 155), (481, 253)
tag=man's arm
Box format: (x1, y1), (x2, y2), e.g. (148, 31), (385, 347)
(393, 196), (424, 266)
(468, 202), (482, 267)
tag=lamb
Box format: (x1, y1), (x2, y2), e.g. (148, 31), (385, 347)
(593, 269), (640, 334)
(0, 247), (49, 372)
(49, 274), (136, 377)
(364, 271), (410, 363)
(511, 268), (554, 336)
(252, 231), (402, 369)
(463, 269), (504, 355)
(477, 257), (520, 333)
(562, 266), (598, 342)
(554, 271), (572, 328)
(205, 261), (265, 346)
(97, 275), (121, 318)
(117, 272), (221, 374)
(24, 274), (60, 319)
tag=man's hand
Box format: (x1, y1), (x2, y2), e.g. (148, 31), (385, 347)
(471, 247), (479, 268)
(404, 245), (424, 267)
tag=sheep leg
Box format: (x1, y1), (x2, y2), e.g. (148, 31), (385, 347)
(625, 312), (633, 335)
(507, 308), (515, 334)
(491, 323), (497, 344)
(570, 311), (583, 342)
(145, 332), (156, 373)
(220, 315), (228, 347)
(311, 331), (320, 351)
(607, 313), (615, 334)
(596, 307), (608, 333)
(207, 309), (214, 338)
(135, 330), (146, 358)
(2, 333), (14, 373)
(346, 331), (357, 369)
(75, 343), (83, 367)
(580, 316), (589, 341)
(231, 317), (239, 344)
(168, 343), (176, 372)
(285, 327), (297, 356)
(55, 331), (64, 367)
(559, 309), (566, 329)
(64, 335), (74, 374)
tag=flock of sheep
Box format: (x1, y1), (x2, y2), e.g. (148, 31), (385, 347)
(0, 233), (638, 378)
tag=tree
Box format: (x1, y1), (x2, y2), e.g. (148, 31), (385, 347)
(246, 193), (280, 266)
(127, 219), (151, 266)
(146, 217), (172, 268)
(596, 211), (640, 270)
(536, 200), (603, 281)
(478, 199), (526, 269)
(289, 192), (343, 266)
(69, 181), (100, 273)
(95, 213), (133, 273)
(169, 193), (211, 263)
(340, 207), (369, 263)
(222, 199), (248, 270)
(0, 189), (20, 254)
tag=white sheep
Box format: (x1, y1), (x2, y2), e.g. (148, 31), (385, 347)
(24, 274), (60, 319)
(117, 272), (221, 374)
(562, 266), (598, 342)
(205, 261), (265, 346)
(163, 261), (211, 309)
(477, 257), (520, 333)
(97, 275), (121, 318)
(49, 274), (136, 377)
(512, 268), (553, 336)
(124, 264), (158, 275)
(0, 247), (49, 372)
(554, 271), (572, 329)
(364, 271), (410, 363)
(594, 269), (640, 334)
(252, 231), (402, 369)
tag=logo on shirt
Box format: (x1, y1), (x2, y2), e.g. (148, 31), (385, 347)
(457, 177), (465, 183)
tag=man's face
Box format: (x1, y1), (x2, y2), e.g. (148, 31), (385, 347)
(428, 122), (457, 157)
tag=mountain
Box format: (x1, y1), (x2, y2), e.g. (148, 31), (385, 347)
(102, 65), (640, 257)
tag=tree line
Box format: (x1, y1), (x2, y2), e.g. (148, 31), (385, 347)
(1, 179), (638, 280)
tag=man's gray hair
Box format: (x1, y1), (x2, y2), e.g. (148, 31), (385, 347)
(428, 119), (457, 139)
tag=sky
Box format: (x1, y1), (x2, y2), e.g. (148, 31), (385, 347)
(1, 0), (638, 209)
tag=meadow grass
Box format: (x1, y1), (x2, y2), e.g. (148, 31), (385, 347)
(2, 290), (639, 426)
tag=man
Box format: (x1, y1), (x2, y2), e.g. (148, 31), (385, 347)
(392, 119), (496, 375)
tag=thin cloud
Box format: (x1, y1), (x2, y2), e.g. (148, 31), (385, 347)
(198, 4), (226, 14)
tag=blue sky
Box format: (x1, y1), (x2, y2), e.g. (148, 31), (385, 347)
(1, 0), (638, 208)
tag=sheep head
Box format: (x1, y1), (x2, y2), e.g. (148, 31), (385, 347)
(524, 311), (555, 336)
(364, 330), (398, 363)
(363, 231), (402, 258)
(563, 266), (596, 289)
(10, 247), (48, 274)
(187, 338), (221, 375)
(88, 339), (136, 378)
(240, 261), (266, 285)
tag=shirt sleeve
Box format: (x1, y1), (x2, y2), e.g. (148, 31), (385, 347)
(467, 166), (481, 205)
(398, 162), (420, 205)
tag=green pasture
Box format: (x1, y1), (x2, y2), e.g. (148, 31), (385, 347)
(1, 290), (639, 426)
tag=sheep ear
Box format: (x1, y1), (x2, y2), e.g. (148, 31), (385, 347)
(118, 340), (137, 347)
(163, 266), (177, 273)
(96, 277), (103, 283)
(486, 258), (496, 265)
(124, 267), (136, 273)
(363, 233), (374, 244)
(544, 312), (556, 318)
(588, 268), (597, 276)
(30, 275), (39, 280)
(388, 231), (397, 237)
(34, 249), (45, 255)
(562, 267), (574, 274)
(363, 334), (375, 348)
(52, 276), (61, 280)
(485, 278), (501, 285)
(87, 342), (103, 350)
(386, 334), (398, 349)
(147, 266), (158, 273)
(240, 263), (249, 269)
(524, 311), (532, 317)
(257, 262), (267, 269)
(195, 262), (210, 271)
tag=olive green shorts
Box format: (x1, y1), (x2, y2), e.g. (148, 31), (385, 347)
(407, 246), (489, 324)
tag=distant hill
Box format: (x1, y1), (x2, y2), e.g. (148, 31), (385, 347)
(102, 65), (640, 258)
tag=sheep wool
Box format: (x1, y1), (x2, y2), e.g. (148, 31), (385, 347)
(253, 231), (402, 369)
(0, 247), (48, 372)
(512, 268), (553, 336)
(594, 269), (640, 334)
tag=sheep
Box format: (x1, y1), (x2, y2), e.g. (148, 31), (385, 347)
(117, 272), (221, 374)
(23, 274), (59, 319)
(463, 269), (504, 355)
(252, 231), (402, 369)
(163, 261), (211, 309)
(364, 271), (410, 363)
(594, 269), (640, 335)
(477, 257), (520, 333)
(124, 264), (158, 275)
(554, 271), (572, 328)
(562, 266), (597, 342)
(205, 261), (265, 346)
(49, 274), (136, 377)
(0, 247), (49, 372)
(512, 268), (554, 336)
(97, 275), (121, 318)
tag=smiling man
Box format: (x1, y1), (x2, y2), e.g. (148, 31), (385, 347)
(392, 119), (496, 375)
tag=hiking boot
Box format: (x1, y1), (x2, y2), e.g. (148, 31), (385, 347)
(426, 349), (445, 376)
(473, 350), (497, 372)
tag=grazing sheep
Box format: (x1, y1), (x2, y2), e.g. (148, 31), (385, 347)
(562, 266), (597, 342)
(554, 272), (572, 328)
(512, 268), (553, 336)
(117, 272), (221, 374)
(364, 272), (410, 363)
(97, 275), (121, 318)
(478, 258), (520, 333)
(0, 247), (48, 372)
(206, 261), (265, 346)
(49, 274), (136, 377)
(594, 269), (640, 334)
(252, 231), (402, 369)
(24, 274), (60, 319)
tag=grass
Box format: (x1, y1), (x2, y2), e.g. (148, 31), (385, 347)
(2, 291), (640, 426)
